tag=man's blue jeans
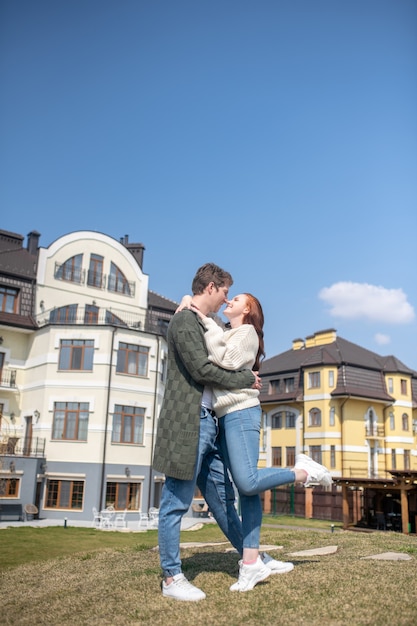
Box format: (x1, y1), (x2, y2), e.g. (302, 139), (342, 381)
(219, 405), (296, 549)
(158, 407), (244, 578)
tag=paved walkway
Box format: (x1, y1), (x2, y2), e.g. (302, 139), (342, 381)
(0, 514), (213, 532)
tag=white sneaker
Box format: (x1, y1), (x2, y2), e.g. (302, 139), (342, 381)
(230, 556), (271, 592)
(162, 573), (206, 601)
(260, 552), (294, 574)
(294, 453), (333, 487)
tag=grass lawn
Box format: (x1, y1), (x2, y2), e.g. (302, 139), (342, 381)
(0, 519), (416, 625)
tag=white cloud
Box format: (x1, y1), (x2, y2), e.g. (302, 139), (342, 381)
(374, 333), (391, 346)
(319, 282), (415, 324)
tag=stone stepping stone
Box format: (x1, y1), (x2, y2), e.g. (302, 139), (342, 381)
(361, 552), (412, 561)
(287, 545), (338, 557)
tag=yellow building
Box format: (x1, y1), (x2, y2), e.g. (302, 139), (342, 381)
(259, 329), (417, 480)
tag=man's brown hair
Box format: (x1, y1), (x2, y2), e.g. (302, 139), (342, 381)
(191, 263), (233, 295)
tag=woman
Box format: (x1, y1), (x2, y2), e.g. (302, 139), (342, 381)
(181, 293), (332, 592)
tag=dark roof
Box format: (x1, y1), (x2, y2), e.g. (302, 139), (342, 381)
(261, 335), (415, 376)
(0, 311), (38, 330)
(331, 364), (393, 402)
(260, 332), (416, 405)
(148, 290), (178, 312)
(0, 230), (38, 279)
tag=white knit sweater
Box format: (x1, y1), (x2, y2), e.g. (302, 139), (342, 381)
(201, 317), (260, 418)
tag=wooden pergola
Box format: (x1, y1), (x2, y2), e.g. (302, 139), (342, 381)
(334, 471), (417, 535)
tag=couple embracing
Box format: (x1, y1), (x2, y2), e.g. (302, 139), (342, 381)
(153, 262), (332, 601)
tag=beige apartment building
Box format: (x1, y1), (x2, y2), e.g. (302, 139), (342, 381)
(0, 229), (175, 523)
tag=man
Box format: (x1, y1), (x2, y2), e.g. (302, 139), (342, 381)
(153, 263), (293, 601)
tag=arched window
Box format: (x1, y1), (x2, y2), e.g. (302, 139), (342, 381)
(50, 304), (78, 323)
(55, 254), (83, 283)
(271, 412), (282, 429)
(309, 408), (321, 427)
(402, 413), (409, 431)
(389, 412), (395, 430)
(108, 262), (131, 295)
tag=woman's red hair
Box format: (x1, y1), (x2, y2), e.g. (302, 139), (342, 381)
(242, 293), (265, 370)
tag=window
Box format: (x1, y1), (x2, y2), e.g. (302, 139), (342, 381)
(269, 380), (281, 394)
(285, 411), (296, 428)
(0, 477), (19, 497)
(50, 304), (78, 323)
(329, 407), (335, 427)
(0, 285), (18, 313)
(400, 379), (407, 395)
(261, 412), (267, 452)
(308, 372), (321, 389)
(105, 481), (141, 510)
(272, 447), (282, 466)
(284, 377), (294, 392)
(387, 377), (393, 393)
(330, 445), (336, 468)
(160, 354), (167, 383)
(402, 413), (409, 431)
(108, 262), (131, 295)
(309, 408), (322, 427)
(157, 317), (169, 335)
(391, 449), (396, 470)
(84, 305), (99, 324)
(55, 254), (83, 283)
(59, 340), (94, 370)
(112, 405), (145, 444)
(105, 310), (127, 327)
(271, 413), (282, 429)
(309, 445), (322, 464)
(404, 450), (410, 470)
(328, 371), (334, 387)
(389, 412), (395, 430)
(45, 479), (84, 509)
(286, 446), (295, 467)
(116, 343), (149, 376)
(52, 402), (89, 440)
(87, 254), (104, 288)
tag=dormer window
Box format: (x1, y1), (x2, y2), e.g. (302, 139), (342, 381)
(0, 285), (19, 313)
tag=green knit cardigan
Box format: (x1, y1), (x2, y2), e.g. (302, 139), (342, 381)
(152, 309), (255, 480)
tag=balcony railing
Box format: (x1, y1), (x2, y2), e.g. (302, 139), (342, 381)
(0, 370), (17, 388)
(345, 467), (393, 479)
(35, 306), (147, 330)
(365, 426), (385, 438)
(34, 306), (171, 338)
(0, 436), (46, 457)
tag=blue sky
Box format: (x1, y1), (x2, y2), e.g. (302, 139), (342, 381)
(1, 0), (416, 369)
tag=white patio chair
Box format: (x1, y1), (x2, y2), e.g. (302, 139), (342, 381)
(148, 507), (159, 528)
(114, 509), (127, 529)
(138, 512), (150, 530)
(92, 507), (102, 528)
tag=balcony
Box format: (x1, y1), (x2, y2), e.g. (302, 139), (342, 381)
(34, 305), (171, 338)
(0, 435), (45, 457)
(35, 305), (147, 330)
(0, 369), (17, 390)
(365, 426), (384, 439)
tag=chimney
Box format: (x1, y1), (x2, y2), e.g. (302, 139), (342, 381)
(126, 242), (145, 269)
(27, 231), (40, 255)
(292, 338), (305, 350)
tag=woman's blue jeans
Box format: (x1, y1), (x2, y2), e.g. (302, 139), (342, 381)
(158, 407), (244, 578)
(219, 405), (295, 550)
